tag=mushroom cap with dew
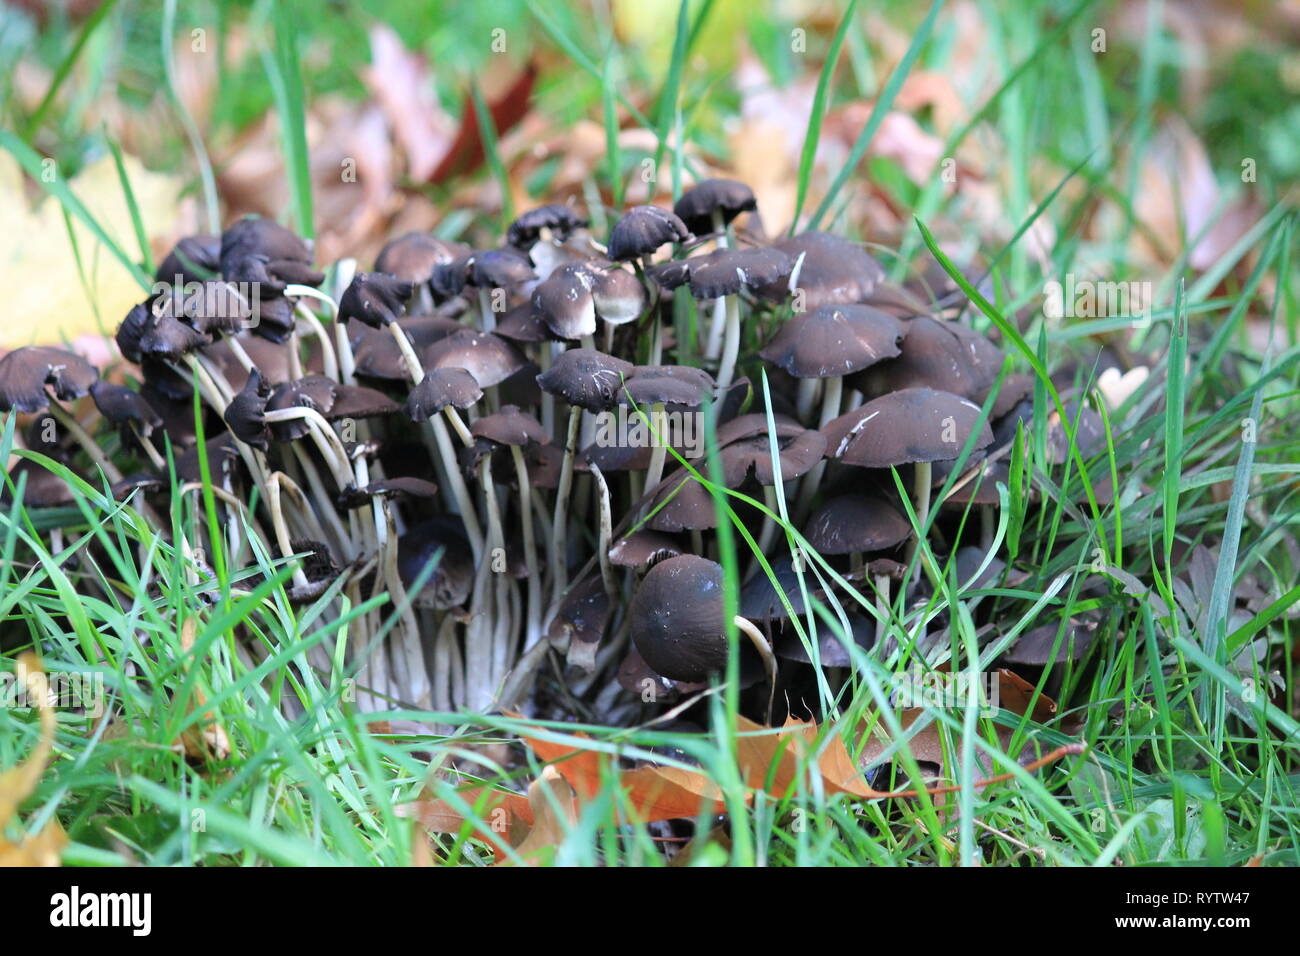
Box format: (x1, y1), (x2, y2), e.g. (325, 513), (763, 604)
(687, 246), (792, 300)
(630, 554), (728, 682)
(423, 329), (527, 388)
(760, 304), (904, 379)
(223, 367), (273, 449)
(757, 231), (885, 308)
(155, 235), (220, 287)
(405, 367), (483, 421)
(338, 272), (414, 328)
(531, 263), (596, 340)
(590, 263), (648, 325)
(398, 516), (475, 610)
(535, 347), (633, 412)
(0, 346), (99, 413)
(621, 364), (714, 409)
(507, 204), (588, 250)
(609, 530), (684, 570)
(470, 405), (548, 447)
(821, 387), (993, 467)
(803, 494), (912, 555)
(90, 381), (162, 436)
(607, 205), (691, 262)
(470, 248), (535, 289)
(672, 178), (757, 235)
(375, 233), (468, 284)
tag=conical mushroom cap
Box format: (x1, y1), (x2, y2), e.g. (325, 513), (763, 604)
(350, 314), (461, 381)
(470, 405), (547, 447)
(758, 231), (884, 308)
(531, 263), (596, 340)
(821, 386), (993, 467)
(507, 203), (588, 249)
(760, 304), (904, 378)
(90, 381), (162, 434)
(672, 178), (757, 235)
(621, 365), (714, 409)
(590, 263), (648, 325)
(535, 347), (633, 412)
(647, 471), (719, 532)
(338, 272), (414, 328)
(854, 316), (1004, 400)
(715, 417), (826, 485)
(469, 248), (535, 289)
(423, 329), (526, 388)
(803, 494), (912, 554)
(607, 205), (691, 262)
(405, 367), (483, 420)
(0, 346), (99, 413)
(375, 233), (469, 283)
(398, 516), (475, 610)
(630, 554), (727, 682)
(219, 216), (322, 290)
(688, 246), (791, 299)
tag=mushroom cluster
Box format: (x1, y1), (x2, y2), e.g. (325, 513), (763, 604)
(3, 180), (1102, 723)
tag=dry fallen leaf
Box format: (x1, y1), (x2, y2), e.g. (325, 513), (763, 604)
(177, 616), (233, 762)
(0, 652), (68, 867)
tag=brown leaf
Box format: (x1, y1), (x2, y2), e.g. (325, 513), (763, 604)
(430, 61), (538, 185)
(0, 653), (66, 867)
(497, 766), (577, 866)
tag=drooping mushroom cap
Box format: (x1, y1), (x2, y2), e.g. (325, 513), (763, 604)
(223, 367), (273, 449)
(822, 386), (993, 467)
(757, 231), (885, 308)
(470, 405), (547, 447)
(739, 556), (809, 621)
(760, 304), (904, 379)
(405, 367), (483, 421)
(548, 575), (612, 668)
(0, 347), (99, 413)
(688, 246), (792, 300)
(535, 347), (633, 412)
(621, 365), (715, 409)
(266, 375), (397, 441)
(429, 252), (474, 301)
(630, 554), (728, 682)
(3, 458), (79, 509)
(154, 235), (221, 287)
(854, 315), (1004, 401)
(531, 263), (597, 341)
(469, 248), (535, 289)
(338, 272), (414, 328)
(138, 311), (212, 360)
(607, 205), (691, 262)
(590, 263), (648, 325)
(507, 204), (588, 249)
(350, 314), (461, 381)
(672, 178), (757, 235)
(90, 381), (162, 435)
(398, 516), (475, 610)
(775, 614), (874, 666)
(646, 258), (692, 292)
(374, 233), (469, 284)
(647, 471), (719, 532)
(803, 494), (912, 555)
(338, 476), (440, 510)
(423, 329), (527, 389)
(219, 216), (323, 290)
(115, 303), (153, 363)
(714, 414), (826, 485)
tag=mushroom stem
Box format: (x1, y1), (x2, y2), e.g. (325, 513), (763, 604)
(292, 299), (341, 382)
(548, 405), (582, 616)
(704, 294), (728, 361)
(264, 474), (312, 591)
(745, 485), (781, 581)
(716, 294), (742, 389)
(388, 322), (425, 381)
(475, 456), (511, 703)
(427, 412), (484, 561)
(906, 461), (938, 584)
(642, 402), (668, 494)
(818, 376), (843, 428)
(732, 615), (778, 726)
(477, 289), (496, 333)
(46, 401), (123, 484)
(378, 500), (429, 707)
(509, 445), (543, 652)
(588, 460), (618, 606)
(538, 344), (555, 438)
(795, 377), (819, 423)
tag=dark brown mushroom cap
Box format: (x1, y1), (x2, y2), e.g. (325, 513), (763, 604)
(607, 205), (691, 262)
(155, 235), (221, 286)
(115, 303), (152, 363)
(139, 356), (194, 402)
(739, 557), (809, 621)
(941, 458), (1007, 507)
(758, 231), (885, 308)
(621, 365), (714, 409)
(223, 368), (273, 449)
(1002, 617), (1097, 666)
(647, 471), (718, 532)
(854, 316), (1004, 401)
(717, 419), (827, 485)
(608, 530), (685, 569)
(673, 178), (757, 235)
(630, 554), (728, 682)
(202, 334), (307, 389)
(774, 614), (874, 666)
(169, 279), (258, 335)
(246, 295), (298, 344)
(687, 246), (792, 300)
(469, 405), (547, 447)
(822, 387), (993, 467)
(338, 272), (414, 328)
(535, 347), (633, 412)
(338, 476), (439, 510)
(374, 233), (469, 283)
(531, 263), (596, 340)
(590, 263), (648, 325)
(350, 314), (461, 381)
(429, 253), (474, 300)
(978, 372), (1033, 420)
(1046, 401), (1106, 464)
(2, 459), (79, 509)
(547, 575), (611, 652)
(759, 304), (905, 379)
(507, 203), (588, 249)
(617, 645), (706, 703)
(398, 516), (474, 610)
(494, 302), (551, 343)
(803, 494), (912, 555)
(138, 311), (212, 360)
(264, 376), (396, 441)
(423, 329), (526, 388)
(174, 434), (242, 484)
(470, 248), (535, 289)
(219, 216), (322, 290)
(523, 442), (563, 489)
(90, 381), (162, 434)
(111, 473), (166, 501)
(405, 367), (483, 421)
(646, 258), (692, 291)
(0, 346), (99, 413)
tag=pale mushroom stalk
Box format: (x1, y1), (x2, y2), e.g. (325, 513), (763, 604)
(509, 445), (543, 652)
(548, 405), (582, 614)
(264, 474), (312, 592)
(795, 377), (819, 422)
(642, 401), (669, 493)
(818, 376), (843, 428)
(703, 209), (730, 359)
(477, 288), (497, 333)
(587, 460), (618, 606)
(732, 615), (778, 725)
(906, 461), (939, 585)
(715, 294), (743, 389)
